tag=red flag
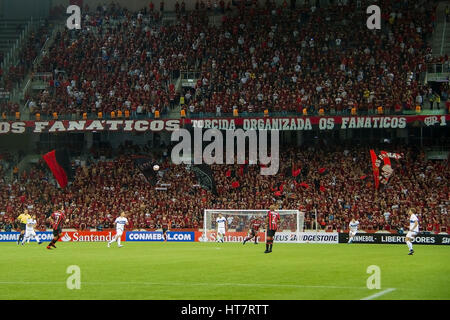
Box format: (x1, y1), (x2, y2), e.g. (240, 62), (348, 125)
(360, 175), (367, 180)
(300, 182), (309, 189)
(231, 181), (240, 188)
(274, 191), (282, 196)
(292, 168), (301, 177)
(239, 166), (244, 176)
(319, 185), (326, 192)
(318, 167), (327, 174)
(226, 169), (231, 177)
(43, 150), (70, 188)
(370, 149), (380, 189)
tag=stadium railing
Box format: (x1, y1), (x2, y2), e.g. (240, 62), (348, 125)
(2, 108), (447, 122)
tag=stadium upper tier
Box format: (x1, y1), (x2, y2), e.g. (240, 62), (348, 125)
(1, 0), (449, 120)
(0, 144), (448, 234)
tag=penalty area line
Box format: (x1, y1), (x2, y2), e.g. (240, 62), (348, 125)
(360, 288), (396, 300)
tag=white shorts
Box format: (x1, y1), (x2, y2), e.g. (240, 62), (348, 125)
(406, 231), (418, 239)
(25, 230), (36, 238)
(116, 230), (124, 237)
(217, 228), (226, 235)
(349, 230), (357, 237)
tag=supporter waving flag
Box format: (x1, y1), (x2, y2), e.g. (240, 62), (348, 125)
(370, 150), (403, 189)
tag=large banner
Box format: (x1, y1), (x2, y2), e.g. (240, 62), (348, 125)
(57, 231), (126, 242)
(197, 231), (338, 243)
(0, 232), (54, 242)
(126, 231), (195, 242)
(338, 232), (450, 245)
(275, 232), (339, 244)
(369, 150), (403, 189)
(0, 115), (448, 134)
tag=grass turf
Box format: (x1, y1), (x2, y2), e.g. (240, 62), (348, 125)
(0, 242), (449, 300)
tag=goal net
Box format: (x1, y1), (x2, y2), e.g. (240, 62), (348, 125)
(201, 209), (303, 243)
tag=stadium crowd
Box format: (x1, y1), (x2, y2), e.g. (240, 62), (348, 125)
(0, 142), (448, 234)
(15, 0), (448, 119)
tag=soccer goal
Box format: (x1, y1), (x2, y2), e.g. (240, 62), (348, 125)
(201, 209), (304, 243)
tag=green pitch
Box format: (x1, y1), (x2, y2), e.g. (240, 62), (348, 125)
(0, 242), (449, 300)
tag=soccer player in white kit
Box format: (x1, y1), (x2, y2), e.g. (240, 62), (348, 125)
(406, 208), (419, 255)
(108, 211), (128, 248)
(348, 217), (359, 243)
(216, 213), (227, 243)
(22, 215), (42, 245)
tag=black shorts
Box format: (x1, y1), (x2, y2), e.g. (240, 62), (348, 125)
(267, 229), (276, 238)
(162, 227), (168, 234)
(20, 223), (26, 231)
(250, 229), (257, 236)
(53, 228), (62, 237)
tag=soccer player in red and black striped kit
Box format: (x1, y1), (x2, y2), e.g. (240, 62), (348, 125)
(243, 217), (262, 245)
(265, 205), (281, 254)
(47, 205), (68, 250)
(161, 216), (170, 242)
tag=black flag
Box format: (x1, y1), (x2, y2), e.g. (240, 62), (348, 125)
(192, 164), (218, 196)
(134, 157), (157, 186)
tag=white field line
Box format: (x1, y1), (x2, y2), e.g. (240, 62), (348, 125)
(360, 288), (396, 300)
(0, 280), (370, 291)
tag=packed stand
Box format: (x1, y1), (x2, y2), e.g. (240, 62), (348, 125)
(30, 3), (177, 118)
(188, 0), (443, 115)
(0, 142), (448, 234)
(25, 0), (447, 119)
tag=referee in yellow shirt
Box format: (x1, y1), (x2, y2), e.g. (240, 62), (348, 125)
(17, 209), (31, 245)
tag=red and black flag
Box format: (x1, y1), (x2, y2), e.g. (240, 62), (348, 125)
(299, 182), (310, 189)
(42, 149), (74, 188)
(369, 150), (403, 189)
(226, 169), (236, 178)
(134, 156), (158, 186)
(292, 167), (301, 177)
(238, 165), (244, 177)
(271, 182), (285, 197)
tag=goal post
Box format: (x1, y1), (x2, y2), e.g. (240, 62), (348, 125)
(201, 209), (304, 243)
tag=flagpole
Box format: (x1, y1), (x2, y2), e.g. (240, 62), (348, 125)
(315, 208), (318, 234)
(420, 125), (423, 148)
